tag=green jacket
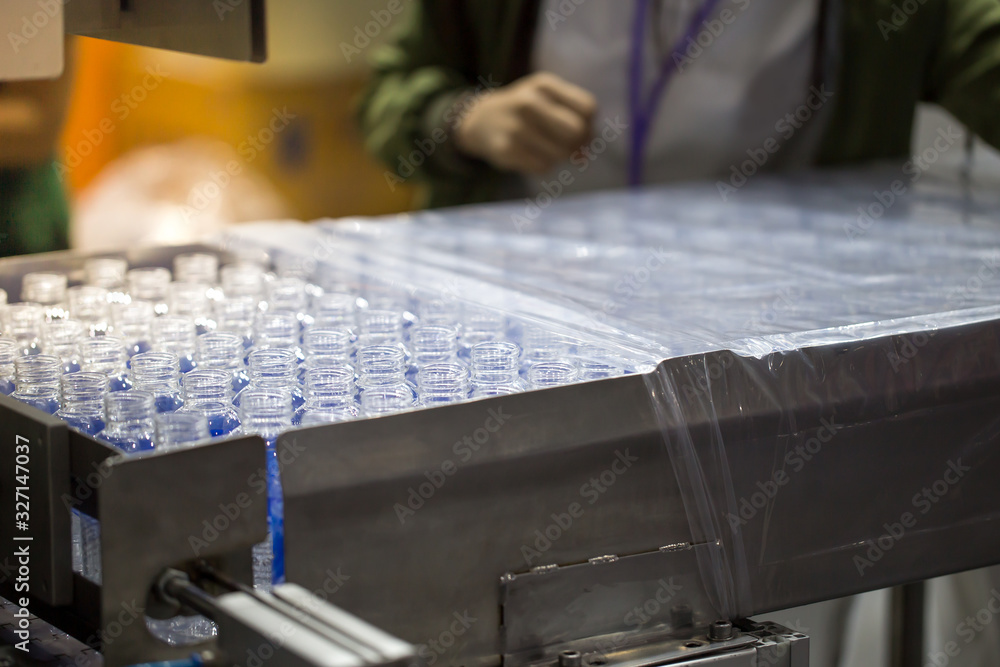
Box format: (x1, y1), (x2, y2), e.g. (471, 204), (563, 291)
(360, 0), (1000, 209)
(0, 161), (70, 257)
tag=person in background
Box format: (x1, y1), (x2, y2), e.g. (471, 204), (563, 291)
(0, 39), (73, 257)
(360, 1), (1000, 208)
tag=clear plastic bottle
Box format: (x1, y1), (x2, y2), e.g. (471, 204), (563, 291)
(12, 355), (62, 413)
(214, 295), (259, 350)
(130, 352), (184, 413)
(0, 337), (17, 395)
(301, 327), (352, 370)
(41, 319), (84, 373)
(151, 316), (198, 373)
(110, 300), (154, 358)
(521, 329), (571, 378)
(167, 282), (214, 334)
(310, 292), (356, 331)
(99, 390), (156, 454)
(419, 298), (463, 327)
(527, 361), (580, 389)
(418, 363), (471, 406)
(22, 272), (68, 320)
(196, 332), (250, 394)
(3, 302), (45, 355)
(174, 253), (219, 287)
(578, 346), (626, 380)
(407, 325), (462, 383)
(265, 277), (309, 326)
(252, 311), (304, 363)
(237, 389), (292, 590)
(67, 285), (111, 334)
(127, 267), (171, 314)
(155, 411), (210, 450)
(356, 345), (417, 413)
(84, 257), (128, 292)
(358, 309), (405, 345)
(181, 369), (241, 437)
(471, 341), (527, 397)
(74, 508), (102, 584)
(220, 262), (266, 301)
(459, 310), (506, 360)
(79, 337), (132, 391)
(236, 348), (304, 410)
(360, 385), (418, 417)
(294, 365), (359, 425)
(57, 372), (107, 435)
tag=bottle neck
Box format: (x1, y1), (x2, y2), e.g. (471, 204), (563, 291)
(418, 363), (469, 404)
(183, 369), (233, 404)
(248, 349), (298, 390)
(104, 392), (155, 438)
(80, 340), (127, 377)
(196, 333), (244, 372)
(357, 346), (406, 387)
(303, 367), (355, 409)
(360, 386), (414, 416)
(238, 390), (292, 440)
(411, 326), (458, 364)
(471, 342), (521, 385)
(14, 355), (62, 390)
(61, 372), (107, 409)
(302, 329), (352, 365)
(528, 361), (580, 388)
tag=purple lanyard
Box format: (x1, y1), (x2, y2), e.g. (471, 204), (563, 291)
(628, 0), (723, 186)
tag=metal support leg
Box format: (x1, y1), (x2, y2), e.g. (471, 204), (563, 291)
(890, 582), (925, 667)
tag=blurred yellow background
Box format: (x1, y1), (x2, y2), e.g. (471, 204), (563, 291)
(60, 0), (416, 222)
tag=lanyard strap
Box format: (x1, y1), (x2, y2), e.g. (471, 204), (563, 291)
(628, 0), (723, 186)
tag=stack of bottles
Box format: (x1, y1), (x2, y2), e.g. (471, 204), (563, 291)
(0, 251), (633, 643)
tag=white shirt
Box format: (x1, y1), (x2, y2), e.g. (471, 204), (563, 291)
(527, 0), (823, 195)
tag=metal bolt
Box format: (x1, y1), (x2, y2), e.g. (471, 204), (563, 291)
(708, 619), (735, 642)
(558, 650), (583, 667)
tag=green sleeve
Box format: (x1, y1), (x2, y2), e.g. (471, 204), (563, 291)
(927, 0), (1000, 149)
(0, 160), (70, 258)
(357, 1), (491, 186)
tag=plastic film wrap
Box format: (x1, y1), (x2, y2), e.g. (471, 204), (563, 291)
(225, 167), (1000, 632)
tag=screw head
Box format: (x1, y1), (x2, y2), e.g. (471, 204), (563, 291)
(558, 650), (583, 667)
(708, 619), (735, 641)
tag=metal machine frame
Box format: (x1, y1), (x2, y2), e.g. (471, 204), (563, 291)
(2, 244), (1000, 666)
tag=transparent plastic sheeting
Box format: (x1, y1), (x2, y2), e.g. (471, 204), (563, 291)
(225, 168), (1000, 620)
